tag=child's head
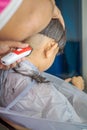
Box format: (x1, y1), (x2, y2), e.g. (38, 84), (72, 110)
(25, 19), (66, 72)
(40, 19), (66, 54)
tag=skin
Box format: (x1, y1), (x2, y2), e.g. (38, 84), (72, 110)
(25, 34), (59, 72)
(65, 76), (84, 90)
(1, 34), (84, 129)
(1, 34), (59, 130)
(71, 76), (84, 90)
(0, 0), (65, 69)
(0, 0), (64, 41)
(27, 34), (84, 90)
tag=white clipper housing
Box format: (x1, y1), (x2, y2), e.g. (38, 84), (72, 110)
(1, 46), (32, 65)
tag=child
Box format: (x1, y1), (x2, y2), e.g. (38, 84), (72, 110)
(0, 19), (86, 129)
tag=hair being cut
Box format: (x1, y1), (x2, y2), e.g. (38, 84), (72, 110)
(16, 19), (66, 83)
(40, 19), (66, 54)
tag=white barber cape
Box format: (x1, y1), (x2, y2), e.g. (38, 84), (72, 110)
(0, 61), (87, 130)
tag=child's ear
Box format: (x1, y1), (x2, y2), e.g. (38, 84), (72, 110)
(44, 42), (58, 58)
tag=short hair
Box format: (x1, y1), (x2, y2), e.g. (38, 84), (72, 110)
(40, 19), (66, 54)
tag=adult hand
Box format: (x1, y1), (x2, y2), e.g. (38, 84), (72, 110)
(0, 41), (28, 54)
(0, 41), (28, 69)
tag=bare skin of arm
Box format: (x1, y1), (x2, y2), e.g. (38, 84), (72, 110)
(0, 0), (65, 41)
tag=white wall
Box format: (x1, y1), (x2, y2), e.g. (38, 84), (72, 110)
(82, 0), (87, 85)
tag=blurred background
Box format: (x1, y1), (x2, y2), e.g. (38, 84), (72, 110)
(46, 0), (82, 79)
(46, 0), (87, 89)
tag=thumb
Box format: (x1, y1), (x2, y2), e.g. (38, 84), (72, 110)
(9, 41), (29, 48)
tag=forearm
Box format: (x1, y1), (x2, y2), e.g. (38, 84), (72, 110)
(53, 6), (65, 28)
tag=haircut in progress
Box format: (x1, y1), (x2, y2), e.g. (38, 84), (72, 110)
(22, 19), (66, 83)
(0, 18), (87, 128)
(40, 19), (66, 54)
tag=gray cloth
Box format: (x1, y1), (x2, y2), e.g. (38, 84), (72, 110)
(43, 72), (87, 122)
(0, 60), (85, 123)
